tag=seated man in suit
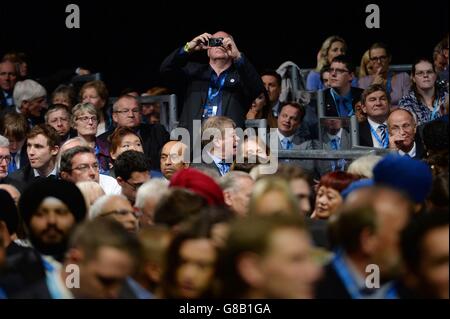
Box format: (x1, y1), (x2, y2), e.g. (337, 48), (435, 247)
(323, 55), (363, 117)
(97, 94), (169, 171)
(1, 112), (29, 173)
(8, 124), (60, 192)
(387, 108), (425, 159)
(192, 116), (239, 176)
(274, 101), (307, 150)
(358, 84), (390, 148)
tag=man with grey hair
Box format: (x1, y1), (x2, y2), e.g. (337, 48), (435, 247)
(387, 108), (425, 159)
(219, 171), (254, 216)
(13, 79), (47, 127)
(58, 137), (121, 195)
(135, 179), (170, 227)
(89, 194), (139, 233)
(0, 60), (18, 111)
(97, 94), (169, 171)
(0, 135), (24, 192)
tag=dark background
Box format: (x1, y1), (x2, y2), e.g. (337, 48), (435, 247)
(1, 0), (448, 95)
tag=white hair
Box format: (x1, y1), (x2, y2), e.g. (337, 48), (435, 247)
(218, 171), (253, 191)
(135, 179), (169, 210)
(13, 79), (47, 109)
(0, 135), (10, 148)
(347, 155), (383, 178)
(89, 194), (128, 219)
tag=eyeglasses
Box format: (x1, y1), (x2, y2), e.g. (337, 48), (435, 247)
(0, 155), (11, 163)
(76, 116), (98, 123)
(329, 68), (349, 75)
(101, 209), (142, 218)
(390, 123), (414, 135)
(125, 180), (144, 191)
(114, 109), (140, 115)
(415, 70), (435, 77)
(370, 55), (388, 62)
(71, 163), (99, 172)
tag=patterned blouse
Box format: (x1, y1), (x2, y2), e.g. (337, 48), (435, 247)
(398, 89), (448, 126)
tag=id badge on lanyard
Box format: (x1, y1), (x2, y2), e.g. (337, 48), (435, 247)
(202, 105), (218, 118)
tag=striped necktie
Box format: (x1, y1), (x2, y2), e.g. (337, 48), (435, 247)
(378, 124), (387, 148)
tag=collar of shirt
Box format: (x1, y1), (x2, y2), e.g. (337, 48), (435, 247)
(367, 118), (387, 130)
(327, 128), (343, 141)
(277, 129), (294, 143)
(207, 151), (225, 166)
(34, 167), (57, 178)
(398, 142), (417, 158)
(331, 88), (352, 102)
(272, 100), (281, 116)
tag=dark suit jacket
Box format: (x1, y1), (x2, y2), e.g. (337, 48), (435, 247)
(160, 48), (264, 135)
(97, 123), (170, 171)
(7, 165), (57, 193)
(315, 262), (352, 299)
(358, 120), (374, 147)
(190, 151), (222, 177)
(323, 87), (364, 117)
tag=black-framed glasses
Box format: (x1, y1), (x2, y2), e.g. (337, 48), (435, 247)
(125, 180), (144, 191)
(71, 163), (99, 172)
(101, 209), (142, 218)
(0, 155), (11, 163)
(370, 55), (388, 62)
(329, 68), (349, 75)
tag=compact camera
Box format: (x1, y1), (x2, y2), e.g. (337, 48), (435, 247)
(208, 37), (224, 47)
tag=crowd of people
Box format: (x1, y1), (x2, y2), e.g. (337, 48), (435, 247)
(0, 31), (448, 299)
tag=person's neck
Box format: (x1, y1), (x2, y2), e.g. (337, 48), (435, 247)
(400, 142), (414, 154)
(368, 115), (388, 124)
(334, 85), (351, 96)
(211, 148), (226, 161)
(346, 252), (370, 278)
(243, 289), (267, 299)
(418, 86), (436, 107)
(80, 135), (96, 148)
(210, 58), (232, 76)
(36, 159), (56, 177)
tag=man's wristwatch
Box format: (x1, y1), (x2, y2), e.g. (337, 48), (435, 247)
(184, 42), (191, 53)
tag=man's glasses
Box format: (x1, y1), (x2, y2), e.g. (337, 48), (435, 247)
(76, 116), (98, 123)
(125, 180), (144, 190)
(370, 55), (388, 62)
(71, 163), (99, 173)
(329, 68), (349, 75)
(114, 109), (140, 115)
(0, 155), (11, 163)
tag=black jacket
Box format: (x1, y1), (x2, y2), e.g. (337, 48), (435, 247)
(315, 262), (352, 299)
(160, 48), (264, 135)
(97, 123), (170, 171)
(323, 87), (364, 117)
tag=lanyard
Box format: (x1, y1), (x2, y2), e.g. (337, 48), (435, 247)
(431, 97), (441, 120)
(369, 124), (389, 148)
(332, 250), (398, 299)
(386, 72), (392, 95)
(207, 73), (227, 104)
(42, 257), (63, 299)
(330, 89), (353, 117)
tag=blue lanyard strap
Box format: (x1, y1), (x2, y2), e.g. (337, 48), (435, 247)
(332, 250), (398, 299)
(431, 97), (442, 120)
(330, 89), (353, 117)
(386, 72), (392, 95)
(369, 124), (389, 148)
(207, 73), (227, 103)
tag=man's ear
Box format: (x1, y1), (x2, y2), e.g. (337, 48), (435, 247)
(112, 112), (119, 125)
(116, 176), (125, 187)
(66, 247), (84, 264)
(223, 190), (233, 207)
(361, 103), (367, 114)
(51, 145), (60, 157)
(236, 252), (265, 289)
(60, 171), (70, 181)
